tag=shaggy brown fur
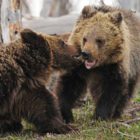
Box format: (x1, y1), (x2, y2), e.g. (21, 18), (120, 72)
(42, 33), (80, 70)
(68, 5), (134, 53)
(58, 5), (140, 123)
(0, 29), (79, 135)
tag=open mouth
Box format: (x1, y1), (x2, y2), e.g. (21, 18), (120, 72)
(85, 60), (97, 69)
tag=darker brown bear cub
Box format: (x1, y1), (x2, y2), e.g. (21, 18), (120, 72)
(0, 29), (79, 135)
(58, 5), (140, 123)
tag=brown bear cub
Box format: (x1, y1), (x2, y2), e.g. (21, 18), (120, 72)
(58, 5), (140, 123)
(0, 29), (80, 135)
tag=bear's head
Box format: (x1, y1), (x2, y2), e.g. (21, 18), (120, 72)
(43, 34), (81, 70)
(21, 29), (81, 72)
(80, 11), (125, 69)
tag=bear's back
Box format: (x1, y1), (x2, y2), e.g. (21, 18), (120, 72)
(0, 42), (24, 99)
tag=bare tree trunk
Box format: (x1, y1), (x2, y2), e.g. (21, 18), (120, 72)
(49, 0), (70, 17)
(0, 0), (22, 44)
(0, 0), (2, 43)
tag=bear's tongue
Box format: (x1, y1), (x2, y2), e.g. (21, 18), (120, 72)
(85, 60), (96, 69)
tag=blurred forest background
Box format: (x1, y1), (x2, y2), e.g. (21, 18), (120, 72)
(21, 0), (140, 19)
(22, 0), (140, 35)
(1, 0), (140, 43)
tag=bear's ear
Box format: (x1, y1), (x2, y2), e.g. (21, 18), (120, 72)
(20, 29), (47, 47)
(109, 11), (123, 24)
(81, 5), (97, 19)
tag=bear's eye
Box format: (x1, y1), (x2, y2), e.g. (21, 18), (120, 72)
(95, 38), (105, 47)
(59, 40), (66, 47)
(83, 37), (87, 45)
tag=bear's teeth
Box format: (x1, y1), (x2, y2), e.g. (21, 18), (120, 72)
(85, 60), (96, 69)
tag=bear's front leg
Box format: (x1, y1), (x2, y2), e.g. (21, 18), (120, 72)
(113, 78), (137, 118)
(58, 66), (88, 123)
(93, 65), (128, 120)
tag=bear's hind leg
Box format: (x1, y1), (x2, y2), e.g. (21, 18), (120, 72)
(113, 78), (137, 119)
(0, 119), (22, 135)
(112, 94), (129, 119)
(23, 86), (76, 134)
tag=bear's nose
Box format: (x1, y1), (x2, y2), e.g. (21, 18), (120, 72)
(81, 51), (90, 60)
